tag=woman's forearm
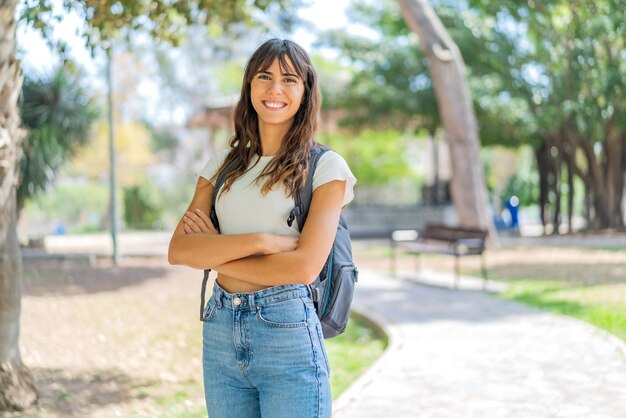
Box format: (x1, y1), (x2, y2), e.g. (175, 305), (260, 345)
(213, 249), (318, 286)
(168, 232), (266, 269)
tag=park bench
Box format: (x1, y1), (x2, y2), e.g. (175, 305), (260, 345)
(390, 223), (488, 289)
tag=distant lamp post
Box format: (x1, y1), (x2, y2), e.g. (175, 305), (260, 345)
(105, 46), (120, 265)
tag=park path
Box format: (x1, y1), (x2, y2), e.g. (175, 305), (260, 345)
(333, 269), (626, 418)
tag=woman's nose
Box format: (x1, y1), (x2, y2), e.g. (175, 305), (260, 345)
(266, 80), (283, 94)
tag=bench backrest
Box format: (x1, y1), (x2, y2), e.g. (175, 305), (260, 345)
(420, 223), (487, 242)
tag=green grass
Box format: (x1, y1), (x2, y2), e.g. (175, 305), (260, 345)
(127, 381), (206, 418)
(326, 313), (388, 398)
(497, 280), (626, 342)
(595, 247), (626, 253)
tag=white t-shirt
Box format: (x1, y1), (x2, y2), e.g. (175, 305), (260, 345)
(197, 148), (357, 237)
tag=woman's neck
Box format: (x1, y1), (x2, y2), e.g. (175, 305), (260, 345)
(258, 121), (292, 156)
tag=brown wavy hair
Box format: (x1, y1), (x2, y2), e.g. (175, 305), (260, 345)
(207, 39), (321, 200)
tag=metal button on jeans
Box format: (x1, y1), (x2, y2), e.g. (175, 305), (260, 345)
(233, 297), (242, 306)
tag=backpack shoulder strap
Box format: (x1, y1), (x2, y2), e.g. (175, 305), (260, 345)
(209, 156), (239, 232)
(291, 145), (331, 232)
(201, 154), (238, 321)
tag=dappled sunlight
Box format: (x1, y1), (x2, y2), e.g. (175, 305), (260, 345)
(475, 248), (626, 285)
(554, 282), (626, 305)
(0, 368), (149, 418)
(354, 244), (626, 286)
(15, 259), (206, 417)
(21, 258), (171, 296)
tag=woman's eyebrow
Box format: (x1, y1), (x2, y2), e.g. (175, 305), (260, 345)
(257, 70), (300, 78)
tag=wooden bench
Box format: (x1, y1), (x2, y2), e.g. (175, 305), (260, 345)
(390, 223), (488, 289)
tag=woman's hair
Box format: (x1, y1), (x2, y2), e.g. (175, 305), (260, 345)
(207, 38), (321, 200)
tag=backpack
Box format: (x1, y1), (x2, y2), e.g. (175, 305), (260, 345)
(199, 144), (359, 339)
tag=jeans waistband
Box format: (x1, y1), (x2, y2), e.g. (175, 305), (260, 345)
(212, 281), (312, 312)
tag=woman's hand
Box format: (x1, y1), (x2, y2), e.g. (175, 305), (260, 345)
(183, 209), (219, 235)
(260, 233), (299, 255)
(183, 209), (297, 254)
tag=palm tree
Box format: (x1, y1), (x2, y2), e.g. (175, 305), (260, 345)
(18, 64), (99, 217)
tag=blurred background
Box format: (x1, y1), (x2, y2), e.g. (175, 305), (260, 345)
(18, 0), (625, 245)
(2, 0), (625, 416)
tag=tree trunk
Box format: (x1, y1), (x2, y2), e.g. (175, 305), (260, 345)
(551, 172), (561, 234)
(606, 129), (624, 228)
(0, 2), (38, 411)
(568, 120), (626, 230)
(397, 0), (497, 247)
(536, 142), (550, 232)
(619, 131), (626, 229)
(549, 137), (562, 234)
(565, 149), (574, 234)
(559, 127), (576, 234)
(563, 124), (595, 231)
(579, 140), (612, 228)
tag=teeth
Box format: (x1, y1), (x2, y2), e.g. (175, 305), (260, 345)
(264, 101), (286, 108)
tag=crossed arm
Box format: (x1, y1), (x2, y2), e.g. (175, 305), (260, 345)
(168, 176), (346, 286)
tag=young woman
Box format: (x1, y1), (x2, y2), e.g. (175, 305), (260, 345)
(168, 39), (357, 418)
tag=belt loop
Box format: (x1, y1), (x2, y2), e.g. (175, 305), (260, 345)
(249, 293), (256, 312)
(215, 290), (223, 308)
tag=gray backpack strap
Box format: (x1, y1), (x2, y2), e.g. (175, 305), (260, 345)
(209, 157), (239, 233)
(287, 145), (330, 231)
(288, 145), (330, 303)
(200, 155), (238, 321)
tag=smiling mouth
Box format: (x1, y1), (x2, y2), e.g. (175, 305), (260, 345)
(262, 100), (287, 110)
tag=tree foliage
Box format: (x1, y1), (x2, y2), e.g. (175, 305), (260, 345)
(20, 0), (297, 50)
(123, 176), (163, 230)
(18, 63), (99, 217)
(319, 0), (535, 146)
(321, 0), (625, 231)
(68, 120), (156, 186)
(468, 0), (626, 231)
(319, 129), (417, 185)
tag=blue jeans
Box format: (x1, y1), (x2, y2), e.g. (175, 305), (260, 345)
(202, 281), (332, 418)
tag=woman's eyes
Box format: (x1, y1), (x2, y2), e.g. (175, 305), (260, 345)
(256, 75), (298, 84)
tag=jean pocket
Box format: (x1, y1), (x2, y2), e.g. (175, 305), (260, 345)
(202, 296), (219, 322)
(256, 297), (309, 328)
(315, 322), (331, 375)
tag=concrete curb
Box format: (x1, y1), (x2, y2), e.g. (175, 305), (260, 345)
(333, 304), (398, 415)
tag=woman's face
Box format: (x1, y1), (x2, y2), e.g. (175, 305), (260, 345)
(250, 56), (305, 131)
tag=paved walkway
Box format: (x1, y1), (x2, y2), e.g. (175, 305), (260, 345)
(333, 269), (626, 418)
